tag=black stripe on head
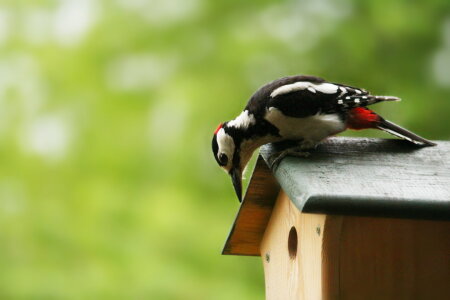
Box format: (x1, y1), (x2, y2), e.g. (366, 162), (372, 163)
(211, 133), (221, 165)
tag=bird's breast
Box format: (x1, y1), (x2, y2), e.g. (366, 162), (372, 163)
(264, 107), (346, 141)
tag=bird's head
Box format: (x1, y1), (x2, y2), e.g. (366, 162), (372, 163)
(212, 122), (251, 202)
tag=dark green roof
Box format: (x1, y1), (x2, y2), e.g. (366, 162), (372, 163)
(261, 137), (450, 220)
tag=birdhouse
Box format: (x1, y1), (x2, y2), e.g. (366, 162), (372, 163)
(223, 137), (450, 300)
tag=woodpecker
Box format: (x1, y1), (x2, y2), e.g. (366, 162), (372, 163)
(212, 75), (435, 202)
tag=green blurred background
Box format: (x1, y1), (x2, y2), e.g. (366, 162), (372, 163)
(1, 0), (449, 299)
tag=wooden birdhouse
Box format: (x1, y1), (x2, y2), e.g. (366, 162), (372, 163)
(223, 137), (450, 300)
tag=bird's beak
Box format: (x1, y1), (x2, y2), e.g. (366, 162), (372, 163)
(230, 167), (242, 202)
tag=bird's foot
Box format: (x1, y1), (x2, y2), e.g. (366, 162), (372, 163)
(268, 147), (311, 172)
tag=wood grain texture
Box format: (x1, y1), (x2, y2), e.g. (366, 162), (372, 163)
(259, 191), (343, 300)
(260, 137), (450, 220)
(338, 216), (450, 300)
(259, 191), (450, 300)
(222, 156), (280, 256)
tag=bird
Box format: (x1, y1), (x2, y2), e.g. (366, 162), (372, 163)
(211, 75), (436, 202)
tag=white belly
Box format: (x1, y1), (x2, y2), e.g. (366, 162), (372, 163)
(264, 107), (346, 143)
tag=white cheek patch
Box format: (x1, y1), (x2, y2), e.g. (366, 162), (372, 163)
(270, 81), (339, 98)
(216, 128), (235, 166)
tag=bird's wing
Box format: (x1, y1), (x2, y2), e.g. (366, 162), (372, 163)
(266, 79), (398, 118)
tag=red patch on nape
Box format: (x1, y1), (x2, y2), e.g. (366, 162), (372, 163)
(347, 107), (380, 130)
(214, 123), (223, 135)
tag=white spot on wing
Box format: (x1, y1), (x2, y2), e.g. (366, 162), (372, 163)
(355, 89), (362, 94)
(270, 81), (309, 97)
(354, 98), (360, 103)
(316, 83), (339, 94)
(227, 110), (256, 129)
(339, 87), (347, 97)
(270, 81), (339, 97)
(337, 99), (343, 104)
(307, 87), (316, 93)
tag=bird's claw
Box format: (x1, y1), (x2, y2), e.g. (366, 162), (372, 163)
(268, 148), (310, 172)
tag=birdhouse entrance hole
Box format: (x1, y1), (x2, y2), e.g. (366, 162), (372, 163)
(288, 226), (297, 259)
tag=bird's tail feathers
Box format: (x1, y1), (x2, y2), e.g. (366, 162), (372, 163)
(373, 95), (401, 102)
(377, 119), (436, 146)
(339, 95), (400, 109)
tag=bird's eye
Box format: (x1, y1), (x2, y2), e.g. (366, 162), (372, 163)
(218, 153), (228, 166)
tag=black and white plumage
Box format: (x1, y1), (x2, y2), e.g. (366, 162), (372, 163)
(212, 75), (435, 202)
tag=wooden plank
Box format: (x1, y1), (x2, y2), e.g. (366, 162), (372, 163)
(259, 191), (343, 299)
(321, 214), (343, 300)
(260, 138), (450, 220)
(259, 191), (450, 299)
(338, 216), (450, 299)
(222, 156), (280, 256)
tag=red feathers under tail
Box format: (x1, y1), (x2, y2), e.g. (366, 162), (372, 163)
(346, 107), (380, 130)
(347, 107), (436, 146)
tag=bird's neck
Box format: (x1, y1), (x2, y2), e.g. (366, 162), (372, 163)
(239, 134), (281, 170)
